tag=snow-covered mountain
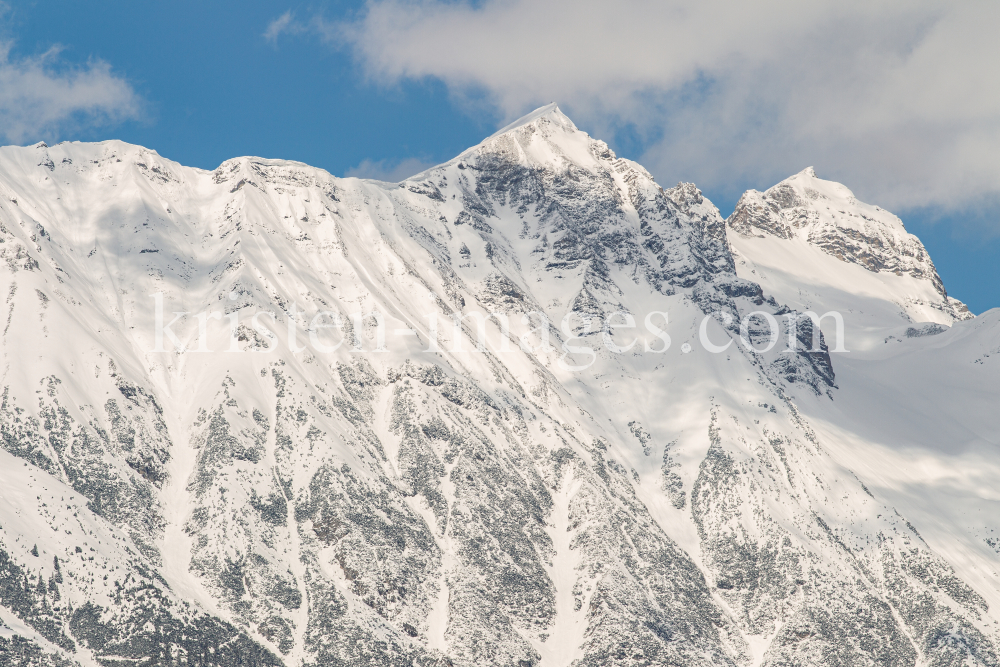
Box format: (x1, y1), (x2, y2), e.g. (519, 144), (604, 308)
(728, 167), (972, 348)
(0, 104), (998, 667)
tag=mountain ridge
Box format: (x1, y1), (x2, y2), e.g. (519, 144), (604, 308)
(0, 105), (998, 667)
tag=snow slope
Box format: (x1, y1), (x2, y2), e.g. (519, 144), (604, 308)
(0, 106), (997, 666)
(728, 167), (972, 350)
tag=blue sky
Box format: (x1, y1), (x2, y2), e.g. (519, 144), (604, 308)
(4, 1), (494, 177)
(3, 0), (999, 313)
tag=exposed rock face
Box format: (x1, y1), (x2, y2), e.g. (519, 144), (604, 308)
(727, 167), (972, 324)
(0, 107), (997, 667)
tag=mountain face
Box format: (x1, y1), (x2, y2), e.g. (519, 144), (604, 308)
(0, 104), (998, 667)
(727, 167), (972, 346)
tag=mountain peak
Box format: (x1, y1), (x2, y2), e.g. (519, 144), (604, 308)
(448, 101), (617, 178)
(485, 102), (571, 141)
(727, 170), (973, 325)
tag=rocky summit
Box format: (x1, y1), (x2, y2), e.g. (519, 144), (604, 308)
(0, 104), (998, 666)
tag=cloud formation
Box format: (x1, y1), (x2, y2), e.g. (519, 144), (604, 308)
(330, 0), (1000, 216)
(264, 11), (337, 46)
(0, 43), (140, 145)
(264, 11), (297, 43)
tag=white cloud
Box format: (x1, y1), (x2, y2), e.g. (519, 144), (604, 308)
(264, 11), (339, 46)
(337, 0), (1000, 217)
(0, 43), (140, 144)
(264, 11), (298, 44)
(344, 156), (437, 182)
